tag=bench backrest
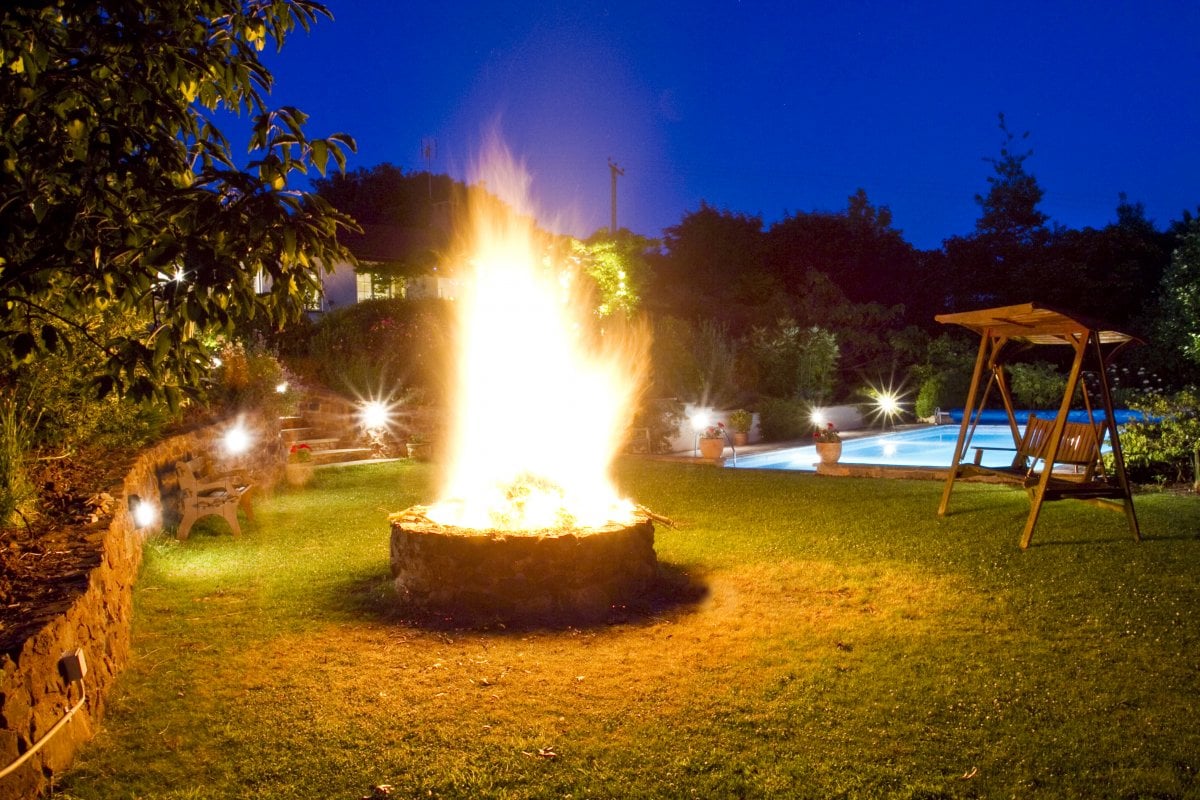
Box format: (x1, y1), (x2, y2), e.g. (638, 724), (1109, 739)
(1017, 415), (1104, 470)
(175, 459), (204, 495)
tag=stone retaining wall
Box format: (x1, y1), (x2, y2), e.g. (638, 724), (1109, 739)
(0, 416), (276, 799)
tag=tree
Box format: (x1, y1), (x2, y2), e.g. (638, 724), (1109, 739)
(1153, 219), (1200, 379)
(765, 189), (921, 312)
(314, 163), (461, 228)
(973, 113), (1049, 241)
(1035, 202), (1170, 331)
(746, 320), (838, 403)
(573, 229), (657, 320)
(941, 114), (1051, 308)
(647, 203), (772, 332)
(0, 0), (356, 404)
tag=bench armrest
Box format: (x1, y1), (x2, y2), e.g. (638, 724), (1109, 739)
(971, 445), (1016, 466)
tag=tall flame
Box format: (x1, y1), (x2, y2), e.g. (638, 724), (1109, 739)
(424, 146), (647, 531)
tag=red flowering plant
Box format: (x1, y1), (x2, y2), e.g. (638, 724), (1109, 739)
(813, 422), (841, 443)
(701, 421), (727, 439)
(289, 443), (313, 463)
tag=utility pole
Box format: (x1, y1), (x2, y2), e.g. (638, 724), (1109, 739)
(421, 137), (437, 200)
(608, 158), (624, 234)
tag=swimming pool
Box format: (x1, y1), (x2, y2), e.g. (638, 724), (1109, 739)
(729, 425), (1032, 472)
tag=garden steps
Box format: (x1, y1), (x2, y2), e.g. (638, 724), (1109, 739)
(300, 436), (341, 451)
(280, 426), (317, 444)
(309, 446), (375, 465)
(314, 456), (404, 469)
(282, 390), (401, 468)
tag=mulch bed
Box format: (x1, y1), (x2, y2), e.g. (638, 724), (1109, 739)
(0, 449), (131, 654)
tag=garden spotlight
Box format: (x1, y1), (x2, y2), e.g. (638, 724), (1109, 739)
(223, 423), (251, 455)
(877, 392), (901, 417)
(129, 495), (157, 528)
(360, 400), (390, 430)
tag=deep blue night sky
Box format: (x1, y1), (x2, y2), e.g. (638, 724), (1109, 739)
(259, 1), (1200, 250)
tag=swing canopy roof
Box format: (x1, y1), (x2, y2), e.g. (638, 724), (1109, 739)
(935, 302), (1138, 347)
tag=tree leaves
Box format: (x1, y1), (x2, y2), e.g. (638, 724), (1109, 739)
(0, 0), (356, 402)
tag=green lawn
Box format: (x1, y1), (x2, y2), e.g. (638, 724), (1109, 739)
(60, 460), (1200, 799)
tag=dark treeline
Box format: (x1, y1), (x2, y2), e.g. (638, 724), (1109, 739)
(643, 115), (1200, 403)
(308, 116), (1200, 451)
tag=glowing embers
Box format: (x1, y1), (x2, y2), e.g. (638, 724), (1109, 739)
(427, 473), (638, 532)
(390, 507), (656, 624)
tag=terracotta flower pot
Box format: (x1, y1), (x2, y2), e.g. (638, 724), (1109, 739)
(815, 441), (842, 465)
(285, 462), (314, 486)
(699, 437), (725, 460)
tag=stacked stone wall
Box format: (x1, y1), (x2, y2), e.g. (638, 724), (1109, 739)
(0, 416), (275, 799)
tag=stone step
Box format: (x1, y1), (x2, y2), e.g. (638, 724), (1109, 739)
(310, 446), (374, 465)
(315, 456), (405, 469)
(279, 415), (307, 430)
(305, 437), (341, 451)
(280, 426), (316, 443)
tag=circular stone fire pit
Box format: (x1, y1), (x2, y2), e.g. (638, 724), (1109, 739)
(389, 506), (656, 623)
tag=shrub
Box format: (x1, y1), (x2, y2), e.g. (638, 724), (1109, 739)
(631, 397), (685, 454)
(914, 376), (943, 419)
(756, 397), (809, 441)
(1008, 361), (1067, 408)
(307, 298), (452, 401)
(208, 339), (295, 421)
(0, 393), (37, 526)
(1, 338), (180, 524)
(648, 317), (738, 407)
(728, 409), (753, 434)
(747, 320), (838, 403)
(1112, 388), (1200, 484)
(910, 333), (976, 417)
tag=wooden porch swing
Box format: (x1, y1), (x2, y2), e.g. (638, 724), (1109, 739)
(935, 302), (1141, 548)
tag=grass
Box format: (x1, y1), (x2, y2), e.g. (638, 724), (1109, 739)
(58, 459), (1200, 799)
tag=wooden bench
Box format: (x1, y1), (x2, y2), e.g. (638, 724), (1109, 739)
(971, 414), (1104, 479)
(174, 458), (251, 540)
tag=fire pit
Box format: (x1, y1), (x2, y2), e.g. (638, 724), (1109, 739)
(390, 506), (656, 623)
(385, 149), (657, 625)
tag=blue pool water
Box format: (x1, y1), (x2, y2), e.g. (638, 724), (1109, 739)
(729, 425), (1033, 472)
(948, 408), (1145, 425)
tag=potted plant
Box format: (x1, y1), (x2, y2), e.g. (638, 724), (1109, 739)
(698, 422), (726, 460)
(728, 409), (753, 446)
(813, 422), (842, 465)
(285, 442), (315, 486)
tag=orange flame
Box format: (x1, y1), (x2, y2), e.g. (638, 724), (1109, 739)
(424, 145), (647, 531)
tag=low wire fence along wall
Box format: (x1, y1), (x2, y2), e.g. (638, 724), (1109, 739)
(0, 415), (275, 799)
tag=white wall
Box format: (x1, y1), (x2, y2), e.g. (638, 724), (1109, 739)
(665, 403), (864, 452)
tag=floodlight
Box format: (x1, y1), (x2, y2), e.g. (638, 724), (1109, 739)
(360, 400), (390, 430)
(223, 424), (251, 455)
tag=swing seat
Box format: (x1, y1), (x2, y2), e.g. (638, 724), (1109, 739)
(961, 414), (1106, 487)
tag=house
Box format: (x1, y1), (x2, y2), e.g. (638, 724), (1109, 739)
(318, 201), (461, 311)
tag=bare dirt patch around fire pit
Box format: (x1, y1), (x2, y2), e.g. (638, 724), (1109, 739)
(390, 506), (658, 625)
